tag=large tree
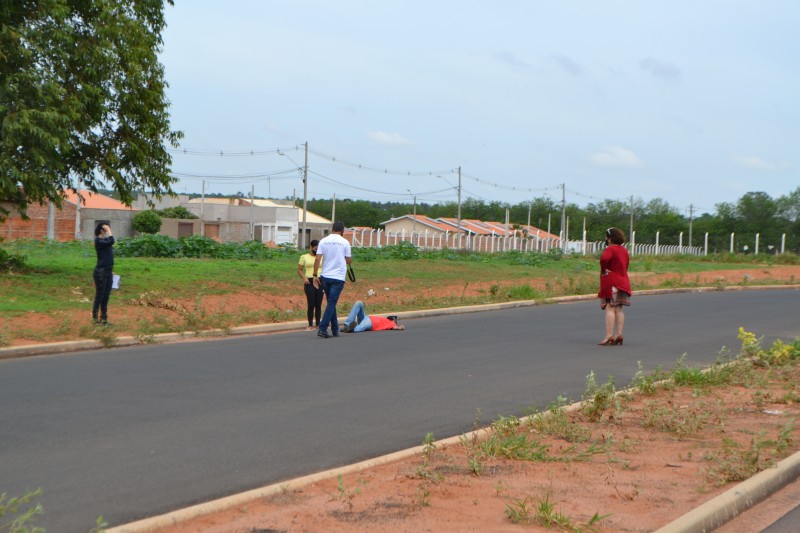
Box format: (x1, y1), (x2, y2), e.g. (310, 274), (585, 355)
(0, 0), (182, 220)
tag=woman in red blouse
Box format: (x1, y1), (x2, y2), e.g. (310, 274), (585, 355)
(597, 227), (631, 346)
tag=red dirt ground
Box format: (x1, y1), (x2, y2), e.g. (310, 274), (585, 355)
(5, 266), (800, 347)
(149, 363), (800, 533)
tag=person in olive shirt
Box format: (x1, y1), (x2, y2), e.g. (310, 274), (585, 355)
(297, 239), (323, 331)
(92, 223), (115, 325)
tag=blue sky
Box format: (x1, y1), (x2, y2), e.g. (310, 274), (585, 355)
(160, 1), (798, 216)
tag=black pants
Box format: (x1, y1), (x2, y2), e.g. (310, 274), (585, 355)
(92, 267), (113, 320)
(303, 279), (323, 327)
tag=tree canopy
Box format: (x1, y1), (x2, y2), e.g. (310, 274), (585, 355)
(0, 0), (181, 220)
(296, 187), (800, 253)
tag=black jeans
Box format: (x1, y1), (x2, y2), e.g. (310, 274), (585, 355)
(303, 279), (323, 326)
(92, 267), (113, 320)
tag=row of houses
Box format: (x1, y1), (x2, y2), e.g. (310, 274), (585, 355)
(380, 214), (557, 240)
(2, 192), (558, 248)
(0, 191), (333, 245)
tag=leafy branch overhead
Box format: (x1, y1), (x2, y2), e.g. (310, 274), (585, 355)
(0, 0), (182, 220)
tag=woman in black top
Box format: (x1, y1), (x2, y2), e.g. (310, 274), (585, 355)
(92, 223), (115, 325)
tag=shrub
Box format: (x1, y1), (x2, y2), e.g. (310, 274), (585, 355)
(116, 234), (181, 257)
(179, 235), (221, 258)
(132, 210), (163, 234)
(156, 206), (198, 219)
(0, 248), (28, 272)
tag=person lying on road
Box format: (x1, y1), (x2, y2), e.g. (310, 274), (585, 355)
(341, 300), (405, 333)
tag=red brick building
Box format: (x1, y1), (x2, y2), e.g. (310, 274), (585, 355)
(1, 190), (137, 241)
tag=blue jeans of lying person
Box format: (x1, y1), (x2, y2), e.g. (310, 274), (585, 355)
(319, 276), (345, 334)
(344, 300), (373, 332)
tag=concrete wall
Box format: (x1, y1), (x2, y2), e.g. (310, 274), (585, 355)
(79, 209), (137, 240)
(159, 218), (202, 239)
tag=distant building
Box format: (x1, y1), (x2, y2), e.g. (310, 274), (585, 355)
(134, 195), (331, 246)
(380, 215), (463, 236)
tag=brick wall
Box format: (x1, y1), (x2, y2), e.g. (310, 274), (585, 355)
(1, 201), (77, 241)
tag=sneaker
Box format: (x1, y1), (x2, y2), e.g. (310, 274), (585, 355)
(317, 330), (329, 338)
(342, 322), (356, 333)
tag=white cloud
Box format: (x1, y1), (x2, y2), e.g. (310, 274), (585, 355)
(732, 154), (776, 170)
(367, 131), (413, 146)
(589, 146), (643, 168)
(551, 53), (582, 75)
(639, 57), (681, 80)
(493, 50), (531, 69)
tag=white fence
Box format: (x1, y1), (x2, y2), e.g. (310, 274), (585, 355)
(350, 229), (791, 256)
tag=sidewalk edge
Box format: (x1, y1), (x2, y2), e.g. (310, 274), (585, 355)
(655, 451), (800, 533)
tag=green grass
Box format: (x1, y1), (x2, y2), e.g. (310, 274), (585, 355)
(1, 240), (795, 319)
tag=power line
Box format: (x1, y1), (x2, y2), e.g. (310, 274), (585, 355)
(168, 144), (712, 214)
(307, 169), (453, 198)
(307, 148), (456, 177)
(168, 146), (302, 157)
(171, 168), (299, 179)
(461, 171), (559, 194)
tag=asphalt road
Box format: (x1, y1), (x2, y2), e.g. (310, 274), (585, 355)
(1, 289), (798, 532)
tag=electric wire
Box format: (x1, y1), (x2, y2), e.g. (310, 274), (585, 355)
(307, 169), (453, 197)
(168, 145), (706, 215)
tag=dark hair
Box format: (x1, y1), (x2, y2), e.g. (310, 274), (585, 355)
(605, 227), (626, 245)
(332, 221), (345, 233)
(95, 223), (105, 236)
(309, 239), (319, 247)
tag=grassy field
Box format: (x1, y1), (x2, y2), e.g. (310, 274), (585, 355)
(1, 239), (798, 316)
(1, 239), (798, 346)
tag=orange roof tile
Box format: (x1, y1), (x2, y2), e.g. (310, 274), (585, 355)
(63, 190), (137, 210)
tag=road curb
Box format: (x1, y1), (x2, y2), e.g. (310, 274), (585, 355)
(107, 382), (800, 533)
(655, 451), (800, 533)
(2, 284), (798, 360)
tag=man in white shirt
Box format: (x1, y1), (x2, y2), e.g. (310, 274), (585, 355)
(313, 221), (352, 338)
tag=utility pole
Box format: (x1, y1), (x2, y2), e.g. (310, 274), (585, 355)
(249, 185), (254, 240)
(629, 195), (634, 241)
(74, 178), (82, 239)
(302, 141), (308, 249)
(527, 200), (532, 229)
(560, 183), (566, 252)
(413, 194), (417, 245)
(331, 192), (336, 223)
(200, 179), (206, 237)
(407, 189), (417, 245)
(456, 166), (462, 248)
(688, 204), (694, 248)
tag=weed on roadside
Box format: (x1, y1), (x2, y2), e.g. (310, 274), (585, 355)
(505, 491), (610, 532)
(529, 402), (591, 443)
(582, 372), (616, 421)
(0, 488), (44, 533)
(92, 326), (118, 348)
(333, 475), (367, 510)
